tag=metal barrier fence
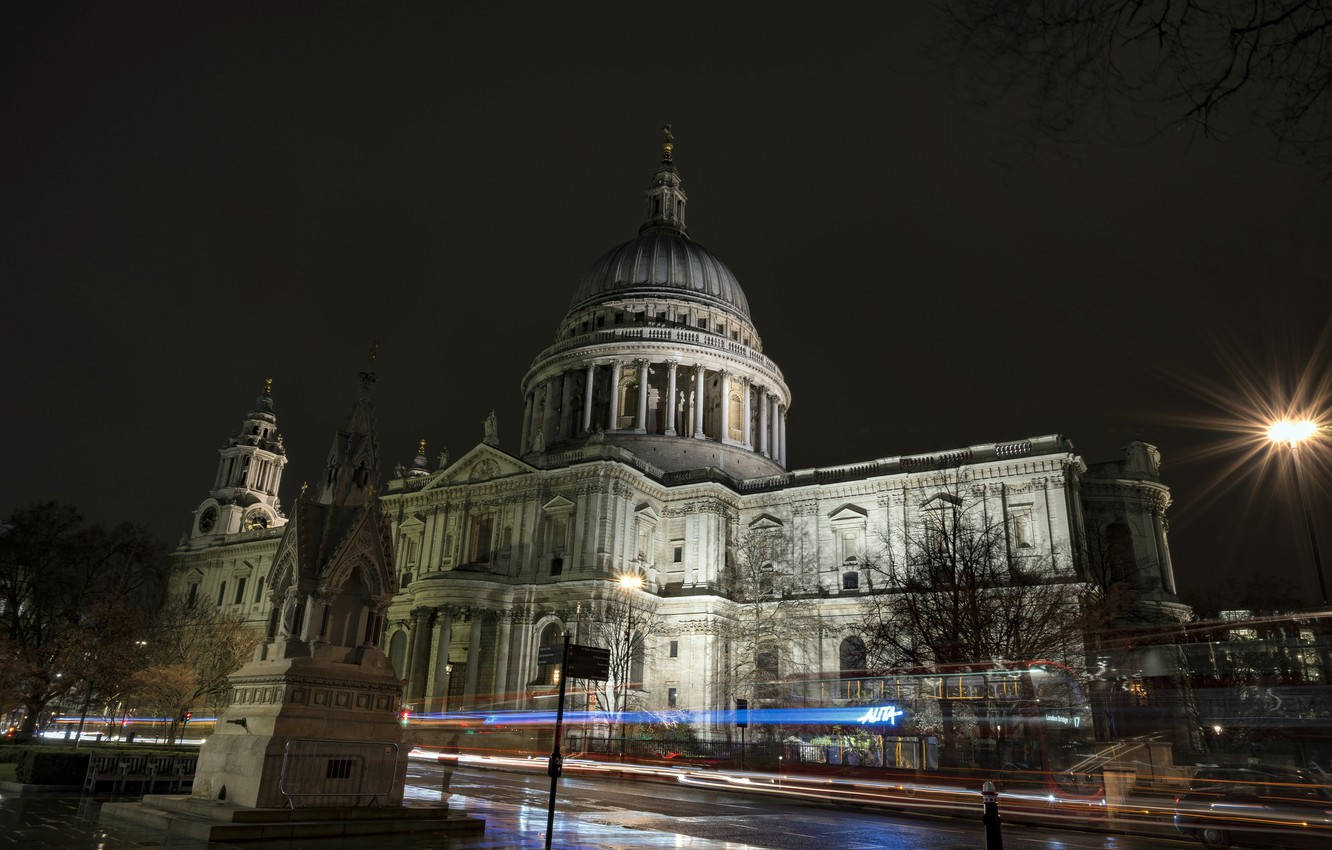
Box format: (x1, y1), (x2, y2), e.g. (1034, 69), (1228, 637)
(277, 739), (399, 809)
(83, 754), (197, 794)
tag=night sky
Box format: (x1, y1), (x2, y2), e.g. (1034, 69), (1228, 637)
(5, 3), (1329, 613)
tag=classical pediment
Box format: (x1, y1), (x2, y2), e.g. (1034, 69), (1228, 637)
(828, 504), (869, 523)
(542, 495), (575, 513)
(426, 443), (537, 487)
(748, 513), (784, 530)
(398, 514), (426, 531)
(920, 492), (962, 508)
(635, 503), (660, 525)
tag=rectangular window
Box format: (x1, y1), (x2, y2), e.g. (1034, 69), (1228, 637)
(634, 311), (645, 323)
(697, 318), (707, 330)
(596, 314), (605, 327)
(673, 546), (683, 563)
(669, 640), (678, 658)
(217, 581), (226, 607)
(234, 577), (247, 605)
(187, 583), (198, 607)
(255, 576), (265, 602)
(550, 556), (563, 576)
(615, 312), (624, 324)
(1011, 507), (1035, 549)
(842, 572), (859, 590)
(469, 515), (494, 563)
(326, 758), (354, 780)
(656, 311), (666, 322)
(668, 687), (678, 708)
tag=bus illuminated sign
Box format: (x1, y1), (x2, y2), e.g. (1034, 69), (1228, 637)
(856, 705), (904, 725)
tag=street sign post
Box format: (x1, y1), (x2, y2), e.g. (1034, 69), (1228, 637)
(564, 643), (610, 680)
(736, 698), (748, 770)
(544, 640), (610, 850)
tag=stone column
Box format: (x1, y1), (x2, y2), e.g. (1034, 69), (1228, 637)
(693, 366), (706, 439)
(741, 378), (752, 448)
(493, 614), (513, 705)
(779, 408), (788, 467)
(542, 376), (559, 446)
(635, 360), (650, 433)
(559, 371), (575, 440)
(719, 371), (731, 444)
(406, 608), (432, 703)
(520, 393), (533, 453)
(425, 609), (452, 713)
(664, 361), (678, 436)
(770, 397), (780, 462)
(758, 387), (769, 457)
(464, 616), (485, 698)
(607, 361), (622, 431)
(582, 363), (596, 434)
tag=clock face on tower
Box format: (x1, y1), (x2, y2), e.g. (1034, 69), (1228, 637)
(198, 506), (218, 534)
(245, 512), (269, 531)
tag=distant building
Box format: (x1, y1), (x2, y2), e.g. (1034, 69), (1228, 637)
(170, 136), (1189, 746)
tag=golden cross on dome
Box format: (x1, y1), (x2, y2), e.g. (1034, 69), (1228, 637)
(263, 377), (273, 395)
(368, 340), (379, 364)
(417, 438), (427, 456)
(661, 123), (674, 162)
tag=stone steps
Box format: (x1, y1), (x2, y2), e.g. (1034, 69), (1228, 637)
(99, 794), (485, 842)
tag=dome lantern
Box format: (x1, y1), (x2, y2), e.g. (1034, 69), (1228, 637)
(640, 124), (688, 236)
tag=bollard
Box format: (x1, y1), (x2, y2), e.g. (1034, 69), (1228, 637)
(981, 780), (1003, 850)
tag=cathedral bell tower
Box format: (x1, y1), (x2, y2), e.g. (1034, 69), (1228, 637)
(189, 378), (289, 541)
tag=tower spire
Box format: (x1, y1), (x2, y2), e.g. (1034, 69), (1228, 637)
(318, 350), (381, 507)
(640, 123), (688, 236)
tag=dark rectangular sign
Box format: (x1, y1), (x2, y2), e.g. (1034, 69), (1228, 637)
(537, 645), (564, 666)
(564, 643), (610, 681)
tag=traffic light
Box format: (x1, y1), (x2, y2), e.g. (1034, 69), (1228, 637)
(399, 709), (410, 727)
(182, 711), (192, 725)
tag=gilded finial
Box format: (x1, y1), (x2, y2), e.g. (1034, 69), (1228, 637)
(300, 480), (309, 495)
(661, 123), (674, 162)
(417, 438), (427, 456)
(368, 340), (379, 364)
(263, 377), (273, 395)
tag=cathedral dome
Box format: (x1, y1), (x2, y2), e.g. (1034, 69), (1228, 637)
(569, 230), (751, 321)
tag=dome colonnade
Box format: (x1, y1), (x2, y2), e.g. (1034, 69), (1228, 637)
(517, 128), (791, 477)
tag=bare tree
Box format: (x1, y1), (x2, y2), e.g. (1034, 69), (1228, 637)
(857, 488), (1090, 766)
(858, 492), (1085, 669)
(715, 527), (822, 709)
(942, 1), (1332, 168)
(128, 595), (261, 744)
(579, 595), (665, 743)
(0, 503), (167, 740)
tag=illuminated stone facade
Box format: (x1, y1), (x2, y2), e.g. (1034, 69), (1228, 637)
(170, 139), (1188, 725)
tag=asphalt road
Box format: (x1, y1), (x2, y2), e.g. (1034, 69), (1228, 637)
(405, 761), (1203, 850)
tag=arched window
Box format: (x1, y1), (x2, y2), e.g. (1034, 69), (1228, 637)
(536, 622), (564, 686)
(388, 630), (408, 679)
(839, 636), (867, 678)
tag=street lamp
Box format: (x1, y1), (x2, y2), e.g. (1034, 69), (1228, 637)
(616, 573), (643, 760)
(1267, 419), (1328, 606)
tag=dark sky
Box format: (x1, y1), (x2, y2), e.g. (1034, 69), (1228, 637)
(4, 3), (1329, 613)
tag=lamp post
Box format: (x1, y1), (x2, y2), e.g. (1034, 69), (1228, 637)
(616, 573), (643, 759)
(1267, 419), (1328, 607)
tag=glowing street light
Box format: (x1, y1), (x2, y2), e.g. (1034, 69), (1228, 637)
(1267, 418), (1328, 606)
(1266, 419), (1318, 446)
(617, 573), (643, 591)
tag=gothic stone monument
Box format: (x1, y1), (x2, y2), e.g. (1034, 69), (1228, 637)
(191, 367), (409, 808)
